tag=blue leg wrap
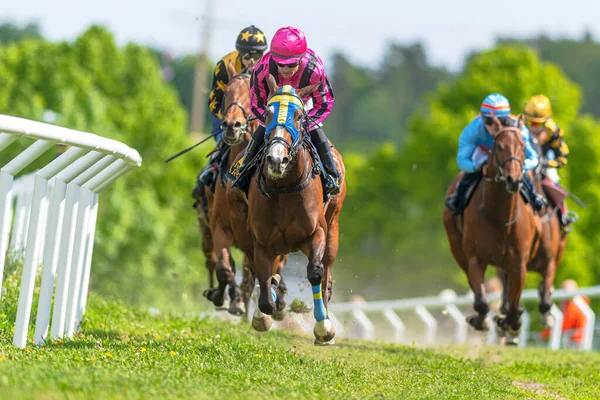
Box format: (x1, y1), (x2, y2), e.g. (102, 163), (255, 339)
(312, 284), (328, 322)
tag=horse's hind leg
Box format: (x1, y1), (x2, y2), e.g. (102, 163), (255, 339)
(240, 255), (254, 319)
(538, 258), (557, 327)
(272, 254), (289, 321)
(225, 248), (246, 315)
(197, 203), (217, 296)
(465, 256), (492, 331)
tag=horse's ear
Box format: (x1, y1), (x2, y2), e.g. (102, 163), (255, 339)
(517, 114), (525, 130)
(296, 82), (320, 99)
(265, 105), (275, 122)
(226, 60), (237, 80)
(293, 108), (303, 129)
(490, 116), (502, 136)
(267, 75), (280, 96)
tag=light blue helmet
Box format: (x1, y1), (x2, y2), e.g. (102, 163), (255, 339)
(480, 94), (511, 118)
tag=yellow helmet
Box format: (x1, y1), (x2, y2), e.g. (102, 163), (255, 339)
(524, 95), (552, 123)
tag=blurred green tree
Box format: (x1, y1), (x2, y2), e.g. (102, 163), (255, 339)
(0, 26), (212, 310)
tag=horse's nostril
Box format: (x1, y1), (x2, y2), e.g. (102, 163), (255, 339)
(221, 121), (229, 129)
(282, 156), (289, 164)
(266, 155), (274, 163)
(234, 121), (242, 128)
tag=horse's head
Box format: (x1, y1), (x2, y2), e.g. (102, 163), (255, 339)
(487, 116), (526, 194)
(263, 74), (318, 179)
(221, 60), (252, 146)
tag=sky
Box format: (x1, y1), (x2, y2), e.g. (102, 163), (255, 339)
(3, 0), (600, 71)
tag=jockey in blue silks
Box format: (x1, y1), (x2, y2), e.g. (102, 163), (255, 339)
(445, 93), (547, 215)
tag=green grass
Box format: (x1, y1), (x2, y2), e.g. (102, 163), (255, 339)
(1, 293), (599, 399)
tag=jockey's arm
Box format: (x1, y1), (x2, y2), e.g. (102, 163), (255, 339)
(456, 120), (480, 173)
(521, 126), (540, 171)
(208, 60), (229, 119)
(250, 62), (269, 125)
(305, 75), (334, 130)
(545, 134), (569, 168)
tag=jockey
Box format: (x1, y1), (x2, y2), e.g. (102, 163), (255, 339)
(523, 94), (576, 233)
(230, 26), (341, 195)
(445, 93), (546, 215)
(196, 25), (268, 189)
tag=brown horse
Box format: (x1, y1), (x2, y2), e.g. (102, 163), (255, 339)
(235, 77), (346, 344)
(197, 61), (290, 317)
(443, 116), (542, 345)
(196, 61), (255, 315)
(498, 139), (569, 327)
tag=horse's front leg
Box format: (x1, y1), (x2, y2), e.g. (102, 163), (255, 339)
(302, 226), (335, 345)
(465, 256), (492, 331)
(272, 254), (289, 321)
(250, 243), (279, 332)
(496, 260), (527, 346)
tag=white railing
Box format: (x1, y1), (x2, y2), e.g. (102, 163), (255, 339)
(328, 286), (599, 351)
(0, 114), (142, 348)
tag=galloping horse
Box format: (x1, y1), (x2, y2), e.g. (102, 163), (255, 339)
(443, 116), (542, 345)
(195, 61), (257, 315)
(236, 77), (346, 344)
(197, 61), (289, 316)
(498, 142), (569, 326)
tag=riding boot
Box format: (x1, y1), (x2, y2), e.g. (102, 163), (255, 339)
(445, 172), (478, 215)
(310, 128), (341, 196)
(231, 125), (265, 191)
(523, 175), (547, 211)
(558, 205), (578, 234)
(198, 149), (221, 187)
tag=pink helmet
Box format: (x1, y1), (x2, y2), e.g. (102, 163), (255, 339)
(270, 26), (307, 64)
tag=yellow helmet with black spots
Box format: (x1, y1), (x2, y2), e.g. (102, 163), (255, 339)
(524, 95), (552, 123)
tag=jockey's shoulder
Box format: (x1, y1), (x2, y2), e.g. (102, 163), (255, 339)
(218, 51), (243, 72)
(545, 118), (562, 135)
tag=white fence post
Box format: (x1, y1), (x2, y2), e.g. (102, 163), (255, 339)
(0, 113), (141, 349)
(573, 296), (595, 351)
(326, 286), (600, 350)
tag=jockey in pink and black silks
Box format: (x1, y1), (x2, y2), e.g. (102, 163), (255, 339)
(231, 26), (341, 195)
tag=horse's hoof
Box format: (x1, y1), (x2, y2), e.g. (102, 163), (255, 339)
(466, 314), (491, 332)
(314, 337), (336, 346)
(313, 319), (336, 343)
(495, 324), (506, 338)
(228, 300), (246, 316)
(252, 316), (272, 332)
(203, 289), (225, 308)
(505, 335), (519, 346)
(272, 309), (286, 321)
(540, 313), (555, 328)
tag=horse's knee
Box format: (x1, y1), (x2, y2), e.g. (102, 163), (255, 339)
(307, 263), (324, 287)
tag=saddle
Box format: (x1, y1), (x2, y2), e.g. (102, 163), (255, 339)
(460, 172), (538, 211)
(226, 138), (330, 202)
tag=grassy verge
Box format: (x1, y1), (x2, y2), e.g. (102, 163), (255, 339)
(0, 292), (598, 399)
